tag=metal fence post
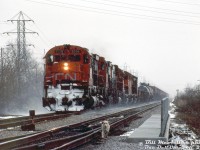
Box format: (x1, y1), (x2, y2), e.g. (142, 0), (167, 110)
(160, 97), (169, 137)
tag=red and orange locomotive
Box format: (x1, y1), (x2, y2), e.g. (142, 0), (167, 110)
(42, 44), (138, 111)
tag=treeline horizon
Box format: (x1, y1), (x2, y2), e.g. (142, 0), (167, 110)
(0, 42), (44, 114)
(174, 85), (200, 135)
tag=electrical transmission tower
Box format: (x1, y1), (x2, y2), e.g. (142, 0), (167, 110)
(3, 11), (38, 95)
(4, 11), (38, 59)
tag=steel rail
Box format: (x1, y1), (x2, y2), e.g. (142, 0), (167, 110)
(0, 113), (55, 124)
(0, 102), (160, 150)
(0, 113), (73, 129)
(15, 103), (160, 150)
(51, 103), (160, 150)
(0, 110), (81, 125)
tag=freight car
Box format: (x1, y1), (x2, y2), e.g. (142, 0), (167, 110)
(42, 44), (138, 111)
(138, 82), (168, 101)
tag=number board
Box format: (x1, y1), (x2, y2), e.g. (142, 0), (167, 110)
(72, 49), (81, 53)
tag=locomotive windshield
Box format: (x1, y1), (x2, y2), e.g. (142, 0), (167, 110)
(54, 55), (67, 62)
(68, 55), (80, 62)
(50, 55), (80, 62)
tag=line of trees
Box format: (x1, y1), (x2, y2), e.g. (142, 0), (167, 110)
(0, 43), (44, 114)
(174, 85), (200, 114)
(174, 85), (200, 134)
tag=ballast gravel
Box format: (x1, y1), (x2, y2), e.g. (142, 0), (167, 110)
(0, 102), (152, 140)
(0, 101), (172, 150)
(77, 106), (172, 150)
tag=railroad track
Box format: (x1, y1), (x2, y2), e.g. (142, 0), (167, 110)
(0, 102), (160, 150)
(0, 111), (82, 129)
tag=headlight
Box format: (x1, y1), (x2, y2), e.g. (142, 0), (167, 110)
(64, 66), (69, 70)
(63, 62), (69, 70)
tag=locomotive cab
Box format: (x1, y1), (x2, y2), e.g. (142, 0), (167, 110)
(43, 45), (90, 111)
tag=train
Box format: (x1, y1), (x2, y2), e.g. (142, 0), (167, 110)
(42, 44), (168, 111)
(138, 82), (168, 101)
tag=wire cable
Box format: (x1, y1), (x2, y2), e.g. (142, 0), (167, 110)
(77, 0), (200, 18)
(152, 0), (200, 7)
(25, 0), (200, 25)
(33, 23), (54, 47)
(26, 21), (54, 47)
(85, 0), (200, 16)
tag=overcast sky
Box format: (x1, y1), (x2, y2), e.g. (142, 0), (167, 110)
(1, 0), (200, 97)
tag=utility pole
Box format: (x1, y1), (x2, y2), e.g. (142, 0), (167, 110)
(3, 11), (38, 95)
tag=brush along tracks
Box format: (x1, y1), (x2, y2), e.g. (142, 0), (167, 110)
(0, 102), (160, 150)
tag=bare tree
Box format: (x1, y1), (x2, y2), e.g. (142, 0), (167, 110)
(174, 85), (200, 113)
(0, 42), (44, 114)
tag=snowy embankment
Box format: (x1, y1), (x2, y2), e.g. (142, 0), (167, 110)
(169, 102), (200, 150)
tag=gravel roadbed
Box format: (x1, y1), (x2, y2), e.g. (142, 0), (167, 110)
(77, 106), (172, 150)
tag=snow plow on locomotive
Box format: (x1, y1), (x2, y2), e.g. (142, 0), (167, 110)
(42, 44), (167, 111)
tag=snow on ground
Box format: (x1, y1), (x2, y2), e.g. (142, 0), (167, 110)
(169, 102), (200, 150)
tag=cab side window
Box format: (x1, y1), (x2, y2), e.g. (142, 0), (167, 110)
(83, 54), (89, 64)
(46, 54), (53, 65)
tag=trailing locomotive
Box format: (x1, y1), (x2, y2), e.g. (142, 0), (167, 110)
(42, 44), (167, 111)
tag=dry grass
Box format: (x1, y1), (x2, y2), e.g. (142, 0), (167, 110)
(176, 112), (200, 135)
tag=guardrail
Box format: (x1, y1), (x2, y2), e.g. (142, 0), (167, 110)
(160, 97), (169, 137)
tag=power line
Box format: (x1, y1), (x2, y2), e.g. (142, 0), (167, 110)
(26, 0), (200, 25)
(33, 23), (54, 47)
(26, 28), (52, 48)
(152, 0), (200, 7)
(26, 21), (54, 47)
(78, 0), (200, 18)
(43, 0), (200, 19)
(87, 0), (200, 16)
